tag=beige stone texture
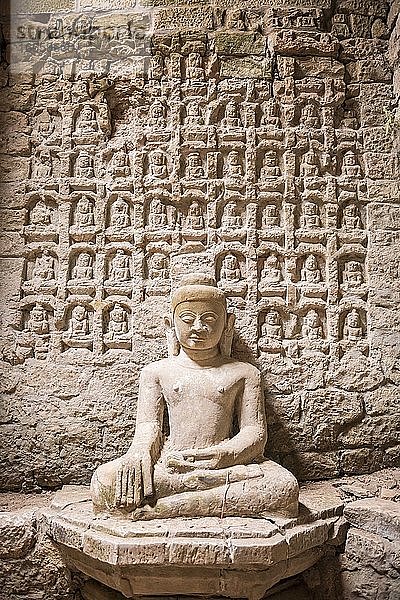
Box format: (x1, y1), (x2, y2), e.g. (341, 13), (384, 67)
(0, 1), (399, 596)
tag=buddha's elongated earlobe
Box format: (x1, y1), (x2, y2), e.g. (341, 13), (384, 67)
(219, 312), (235, 357)
(164, 315), (180, 356)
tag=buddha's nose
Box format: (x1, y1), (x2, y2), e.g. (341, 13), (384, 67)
(191, 317), (205, 332)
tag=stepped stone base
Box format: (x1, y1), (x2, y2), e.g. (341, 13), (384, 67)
(42, 483), (347, 599)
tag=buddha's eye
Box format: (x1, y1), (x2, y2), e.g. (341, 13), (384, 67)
(202, 314), (217, 324)
(179, 314), (195, 325)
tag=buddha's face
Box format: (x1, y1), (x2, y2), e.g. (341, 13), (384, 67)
(73, 306), (86, 321)
(264, 153), (276, 166)
(266, 311), (279, 325)
(306, 255), (317, 269)
(344, 153), (355, 165)
(111, 306), (124, 322)
(347, 311), (360, 327)
(345, 204), (356, 217)
(32, 307), (45, 322)
(226, 102), (237, 118)
(304, 203), (317, 215)
(174, 300), (226, 351)
(152, 152), (163, 165)
(306, 311), (319, 327)
(78, 253), (90, 266)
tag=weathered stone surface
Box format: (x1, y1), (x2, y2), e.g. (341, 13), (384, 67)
(41, 482), (345, 598)
(0, 510), (36, 559)
(344, 498), (400, 542)
(0, 0), (398, 548)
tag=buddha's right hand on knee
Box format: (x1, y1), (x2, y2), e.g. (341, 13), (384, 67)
(115, 451), (153, 509)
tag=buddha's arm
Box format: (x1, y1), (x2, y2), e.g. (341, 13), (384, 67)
(115, 365), (164, 508)
(180, 368), (267, 470)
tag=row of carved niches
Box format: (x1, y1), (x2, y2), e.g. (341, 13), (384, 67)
(137, 95), (363, 136)
(215, 250), (368, 301)
(25, 195), (367, 246)
(15, 300), (368, 362)
(30, 97), (365, 162)
(29, 147), (364, 185)
(15, 301), (135, 359)
(21, 247), (171, 299)
(20, 244), (367, 304)
(258, 305), (369, 359)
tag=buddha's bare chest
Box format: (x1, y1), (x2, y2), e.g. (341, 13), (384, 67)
(159, 370), (240, 409)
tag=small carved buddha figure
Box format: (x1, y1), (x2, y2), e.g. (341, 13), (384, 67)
(261, 310), (283, 341)
(76, 196), (94, 228)
(147, 150), (168, 181)
(262, 204), (280, 228)
(185, 152), (204, 179)
(66, 305), (90, 339)
(72, 253), (93, 280)
(149, 52), (164, 80)
(110, 250), (131, 282)
(76, 105), (98, 134)
(32, 250), (55, 283)
(300, 201), (322, 229)
(226, 8), (246, 30)
(343, 309), (363, 342)
(184, 100), (204, 127)
(110, 197), (131, 229)
(260, 254), (282, 285)
(106, 303), (129, 339)
(36, 109), (55, 141)
(302, 309), (323, 341)
(300, 149), (319, 178)
(148, 101), (166, 129)
(301, 254), (322, 284)
(220, 253), (242, 283)
(302, 103), (320, 128)
(30, 201), (52, 227)
(341, 151), (361, 178)
(149, 198), (168, 228)
(331, 13), (350, 39)
(186, 52), (205, 80)
(225, 151), (244, 179)
(221, 201), (243, 229)
(260, 151), (281, 179)
(33, 150), (52, 178)
(110, 149), (130, 178)
(149, 253), (169, 280)
(260, 98), (280, 128)
(91, 273), (299, 518)
(75, 151), (94, 178)
(27, 304), (49, 336)
(185, 201), (204, 230)
(222, 101), (243, 129)
(342, 261), (363, 289)
(342, 204), (363, 230)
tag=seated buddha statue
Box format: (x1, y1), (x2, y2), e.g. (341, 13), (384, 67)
(91, 274), (299, 519)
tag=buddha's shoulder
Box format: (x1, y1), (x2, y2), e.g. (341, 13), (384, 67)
(223, 358), (261, 380)
(140, 358), (172, 378)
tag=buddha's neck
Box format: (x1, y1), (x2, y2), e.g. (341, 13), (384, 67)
(177, 347), (221, 367)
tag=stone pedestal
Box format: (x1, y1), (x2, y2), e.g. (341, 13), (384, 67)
(43, 483), (347, 600)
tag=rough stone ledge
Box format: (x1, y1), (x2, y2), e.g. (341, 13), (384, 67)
(344, 498), (400, 542)
(38, 483), (347, 599)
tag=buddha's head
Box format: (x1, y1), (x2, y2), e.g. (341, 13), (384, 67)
(78, 253), (91, 267)
(265, 310), (280, 326)
(168, 273), (235, 357)
(226, 101), (239, 118)
(111, 303), (125, 322)
(31, 304), (46, 322)
(72, 305), (86, 321)
(347, 309), (361, 327)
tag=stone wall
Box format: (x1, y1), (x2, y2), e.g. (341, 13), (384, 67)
(0, 0), (399, 492)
